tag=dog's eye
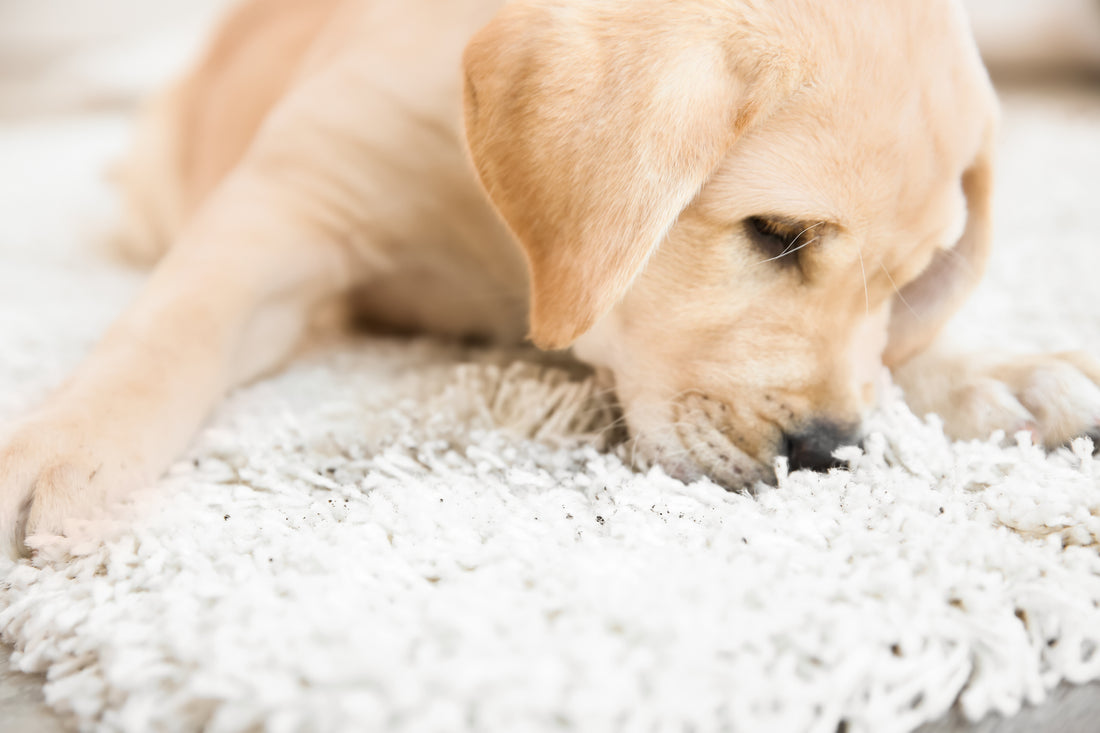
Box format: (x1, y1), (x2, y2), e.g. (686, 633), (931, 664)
(745, 216), (807, 264)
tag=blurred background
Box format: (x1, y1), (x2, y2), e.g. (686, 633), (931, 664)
(966, 0), (1100, 78)
(0, 0), (226, 117)
(0, 0), (1097, 119)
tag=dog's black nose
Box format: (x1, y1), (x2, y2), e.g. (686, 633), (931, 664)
(783, 422), (861, 473)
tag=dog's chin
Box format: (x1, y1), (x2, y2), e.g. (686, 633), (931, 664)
(622, 393), (781, 492)
(627, 428), (776, 492)
(648, 450), (776, 493)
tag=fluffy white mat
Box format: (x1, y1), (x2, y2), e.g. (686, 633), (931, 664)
(2, 88), (1100, 733)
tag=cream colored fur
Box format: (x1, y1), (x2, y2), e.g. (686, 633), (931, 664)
(1, 0), (1098, 557)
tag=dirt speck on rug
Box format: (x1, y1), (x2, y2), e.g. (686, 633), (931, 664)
(2, 87), (1100, 733)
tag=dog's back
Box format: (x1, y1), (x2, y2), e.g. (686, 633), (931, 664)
(113, 0), (343, 264)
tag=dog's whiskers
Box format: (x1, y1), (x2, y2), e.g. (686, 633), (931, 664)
(856, 241), (870, 316)
(878, 261), (921, 321)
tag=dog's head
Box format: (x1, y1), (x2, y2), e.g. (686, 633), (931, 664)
(462, 0), (998, 486)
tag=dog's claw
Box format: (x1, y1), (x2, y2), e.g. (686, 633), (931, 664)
(13, 496), (32, 558)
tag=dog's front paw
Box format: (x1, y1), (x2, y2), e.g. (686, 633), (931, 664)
(0, 414), (143, 559)
(897, 351), (1100, 449)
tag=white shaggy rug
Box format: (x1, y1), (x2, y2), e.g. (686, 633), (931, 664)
(2, 72), (1100, 733)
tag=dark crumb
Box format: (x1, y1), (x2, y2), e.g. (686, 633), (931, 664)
(939, 507), (945, 514)
(224, 515), (230, 521)
(742, 538), (748, 544)
(193, 459), (200, 467)
(566, 513), (573, 520)
(268, 558), (273, 562)
(596, 516), (605, 525)
(325, 467), (336, 474)
(440, 498), (444, 502)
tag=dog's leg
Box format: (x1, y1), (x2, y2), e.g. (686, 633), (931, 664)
(893, 346), (1100, 448)
(0, 171), (352, 557)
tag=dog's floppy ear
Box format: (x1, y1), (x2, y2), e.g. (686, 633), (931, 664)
(884, 137), (995, 366)
(462, 1), (800, 349)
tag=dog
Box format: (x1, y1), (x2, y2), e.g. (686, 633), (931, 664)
(2, 0), (1099, 558)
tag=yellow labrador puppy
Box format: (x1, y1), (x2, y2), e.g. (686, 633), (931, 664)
(2, 0), (1099, 557)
